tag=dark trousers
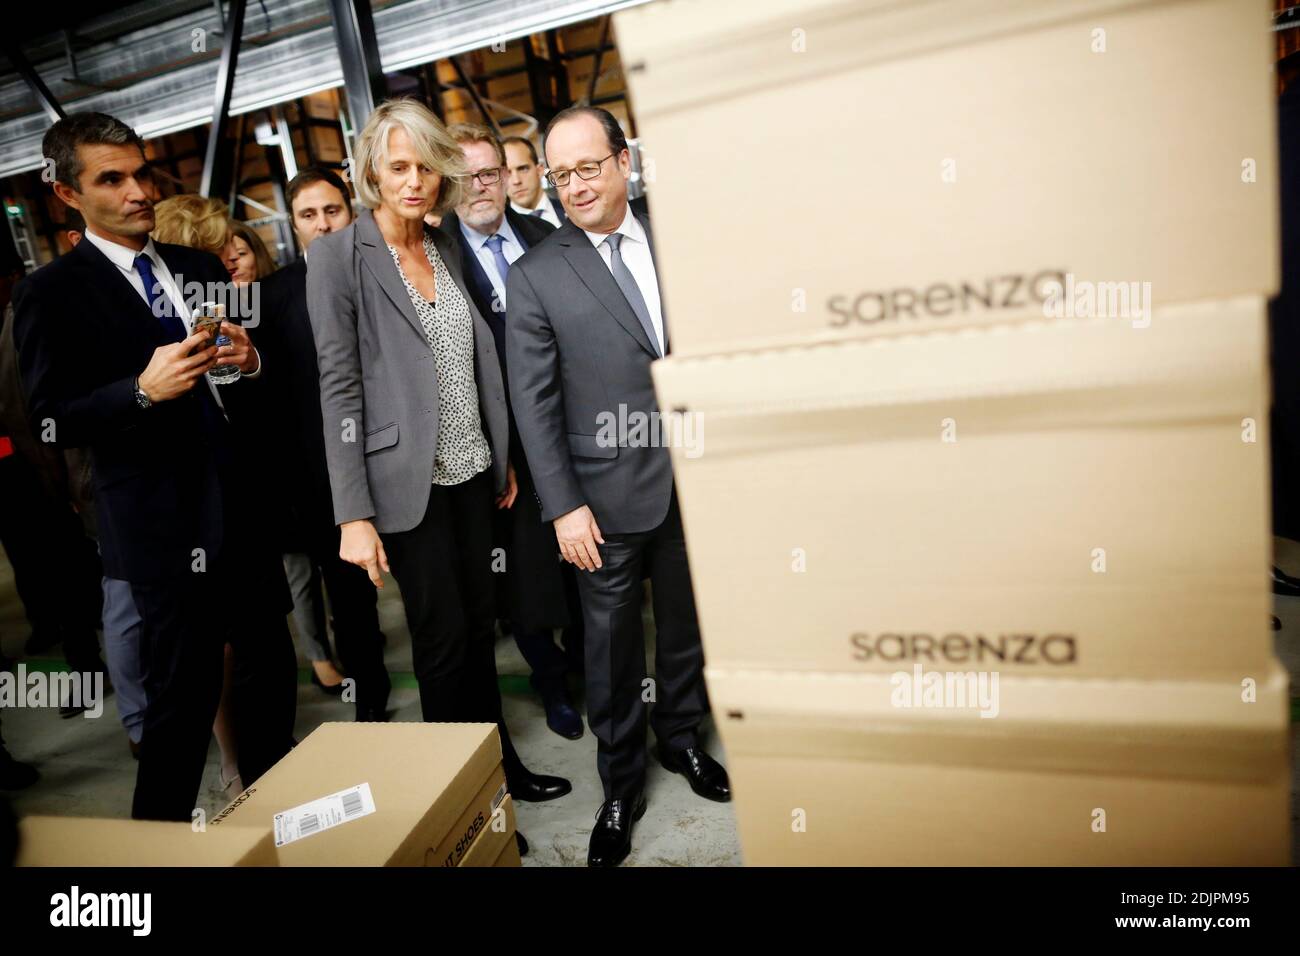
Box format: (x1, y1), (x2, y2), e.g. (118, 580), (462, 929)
(306, 525), (391, 712)
(576, 492), (708, 800)
(0, 453), (104, 673)
(130, 573), (224, 821)
(130, 560), (298, 821)
(381, 471), (522, 773)
(513, 565), (585, 695)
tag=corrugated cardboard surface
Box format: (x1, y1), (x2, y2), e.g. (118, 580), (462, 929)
(617, 0), (1276, 354)
(458, 794), (519, 867)
(212, 722), (501, 866)
(433, 765), (508, 868)
(17, 817), (277, 867)
(652, 297), (1273, 682)
(723, 749), (1288, 866)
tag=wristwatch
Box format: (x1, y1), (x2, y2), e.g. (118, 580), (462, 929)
(133, 377), (153, 410)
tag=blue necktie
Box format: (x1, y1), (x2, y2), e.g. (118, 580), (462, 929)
(484, 234), (512, 285)
(134, 253), (226, 441)
(133, 254), (187, 342)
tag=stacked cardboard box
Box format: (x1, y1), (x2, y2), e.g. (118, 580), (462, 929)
(17, 817), (277, 866)
(212, 723), (518, 867)
(617, 0), (1289, 864)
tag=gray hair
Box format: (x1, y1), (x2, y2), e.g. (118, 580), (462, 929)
(352, 98), (467, 214)
(42, 112), (146, 191)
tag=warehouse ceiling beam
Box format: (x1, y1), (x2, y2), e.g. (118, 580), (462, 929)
(582, 16), (612, 105)
(449, 54), (500, 135)
(5, 41), (65, 123)
(200, 0), (248, 198)
(326, 0), (388, 134)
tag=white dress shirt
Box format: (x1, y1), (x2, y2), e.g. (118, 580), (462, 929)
(83, 227), (261, 416)
(459, 214), (525, 310)
(582, 203), (665, 355)
(510, 195), (562, 230)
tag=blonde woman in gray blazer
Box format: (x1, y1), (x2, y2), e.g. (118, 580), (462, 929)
(306, 100), (571, 835)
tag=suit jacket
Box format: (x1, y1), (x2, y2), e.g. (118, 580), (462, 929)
(440, 205), (556, 384)
(250, 257), (336, 547)
(0, 303), (95, 534)
(11, 236), (282, 593)
(306, 206), (510, 534)
(505, 208), (673, 535)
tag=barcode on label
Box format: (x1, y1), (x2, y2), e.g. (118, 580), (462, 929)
(274, 782), (376, 848)
(491, 780), (507, 811)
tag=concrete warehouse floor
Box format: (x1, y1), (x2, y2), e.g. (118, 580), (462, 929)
(2, 544), (1298, 866)
(0, 557), (741, 867)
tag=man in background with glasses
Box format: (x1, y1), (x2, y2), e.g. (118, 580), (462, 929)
(441, 123), (586, 744)
(506, 106), (730, 867)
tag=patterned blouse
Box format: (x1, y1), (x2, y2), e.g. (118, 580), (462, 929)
(387, 234), (492, 486)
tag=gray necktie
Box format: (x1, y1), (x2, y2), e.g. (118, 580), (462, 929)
(604, 233), (661, 357)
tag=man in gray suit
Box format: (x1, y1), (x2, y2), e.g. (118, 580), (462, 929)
(506, 106), (730, 867)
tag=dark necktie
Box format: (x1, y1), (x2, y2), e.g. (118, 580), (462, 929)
(134, 253), (227, 439)
(133, 254), (188, 342)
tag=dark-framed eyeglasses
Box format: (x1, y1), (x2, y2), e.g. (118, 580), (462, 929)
(546, 153), (616, 188)
(470, 166), (504, 186)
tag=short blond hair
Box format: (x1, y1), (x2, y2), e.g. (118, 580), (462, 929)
(353, 98), (466, 214)
(447, 122), (505, 167)
(152, 194), (230, 255)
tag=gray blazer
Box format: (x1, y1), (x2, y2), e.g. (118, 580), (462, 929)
(505, 210), (673, 536)
(305, 206), (509, 534)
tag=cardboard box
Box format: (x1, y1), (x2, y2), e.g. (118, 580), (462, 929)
(487, 73), (534, 114)
(212, 722), (504, 866)
(560, 20), (612, 54)
(567, 51), (624, 101)
(708, 665), (1290, 865)
(652, 294), (1289, 863)
(617, 0), (1278, 355)
(457, 794), (519, 867)
(653, 296), (1273, 681)
(17, 817), (277, 867)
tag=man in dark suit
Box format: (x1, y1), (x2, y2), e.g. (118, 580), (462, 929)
(11, 112), (296, 821)
(254, 167), (391, 721)
(507, 107), (730, 866)
(442, 124), (584, 741)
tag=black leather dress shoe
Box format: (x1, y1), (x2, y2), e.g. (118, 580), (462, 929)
(1273, 565), (1300, 597)
(587, 793), (646, 867)
(354, 704), (390, 722)
(516, 831), (529, 857)
(657, 745), (731, 802)
(541, 691), (583, 740)
(508, 766), (572, 802)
